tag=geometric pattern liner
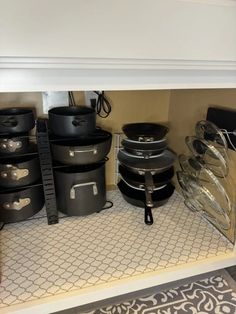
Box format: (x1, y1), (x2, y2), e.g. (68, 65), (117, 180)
(85, 275), (236, 314)
(0, 191), (233, 308)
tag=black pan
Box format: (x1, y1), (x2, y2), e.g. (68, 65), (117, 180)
(0, 155), (41, 188)
(122, 123), (169, 142)
(119, 164), (174, 188)
(0, 184), (45, 222)
(51, 129), (112, 165)
(49, 106), (96, 137)
(0, 108), (35, 134)
(122, 138), (167, 157)
(118, 149), (176, 173)
(118, 180), (175, 224)
(0, 133), (30, 155)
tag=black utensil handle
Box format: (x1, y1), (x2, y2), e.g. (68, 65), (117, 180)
(144, 204), (153, 225)
(0, 117), (18, 127)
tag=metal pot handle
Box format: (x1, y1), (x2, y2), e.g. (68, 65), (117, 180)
(1, 165), (29, 181)
(69, 147), (97, 157)
(3, 198), (31, 210)
(0, 117), (18, 128)
(70, 181), (98, 199)
(0, 139), (22, 152)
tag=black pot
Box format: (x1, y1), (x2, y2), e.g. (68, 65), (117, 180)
(0, 185), (45, 222)
(51, 130), (112, 165)
(122, 123), (169, 142)
(0, 155), (41, 188)
(0, 133), (30, 156)
(0, 108), (35, 134)
(49, 106), (96, 137)
(54, 162), (106, 216)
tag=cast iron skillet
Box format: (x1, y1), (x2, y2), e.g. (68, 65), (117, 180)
(118, 180), (175, 225)
(0, 108), (35, 134)
(122, 123), (169, 142)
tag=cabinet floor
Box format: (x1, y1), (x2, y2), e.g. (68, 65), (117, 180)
(0, 191), (233, 309)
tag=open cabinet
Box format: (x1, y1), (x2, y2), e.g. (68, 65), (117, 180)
(0, 89), (236, 314)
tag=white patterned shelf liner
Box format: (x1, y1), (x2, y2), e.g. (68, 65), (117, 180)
(0, 190), (233, 308)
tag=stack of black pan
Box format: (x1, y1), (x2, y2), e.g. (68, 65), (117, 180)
(0, 108), (44, 223)
(117, 123), (176, 225)
(48, 106), (112, 216)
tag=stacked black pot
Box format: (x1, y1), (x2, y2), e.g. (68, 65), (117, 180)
(117, 123), (176, 225)
(48, 106), (112, 216)
(0, 108), (44, 223)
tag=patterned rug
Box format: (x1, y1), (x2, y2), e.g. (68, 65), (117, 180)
(83, 275), (236, 314)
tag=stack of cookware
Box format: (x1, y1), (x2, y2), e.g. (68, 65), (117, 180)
(177, 120), (232, 234)
(48, 106), (112, 216)
(0, 108), (44, 223)
(117, 123), (177, 225)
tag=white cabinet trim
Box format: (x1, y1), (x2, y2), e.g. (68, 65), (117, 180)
(1, 58), (236, 92)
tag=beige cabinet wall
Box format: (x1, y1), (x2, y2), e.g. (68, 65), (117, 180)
(0, 90), (170, 185)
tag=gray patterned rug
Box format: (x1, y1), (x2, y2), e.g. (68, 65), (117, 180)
(83, 275), (236, 314)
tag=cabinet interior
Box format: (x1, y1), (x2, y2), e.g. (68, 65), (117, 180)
(0, 88), (236, 313)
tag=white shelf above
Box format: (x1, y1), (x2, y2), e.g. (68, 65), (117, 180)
(0, 190), (235, 314)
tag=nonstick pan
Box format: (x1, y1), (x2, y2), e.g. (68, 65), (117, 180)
(122, 138), (167, 157)
(51, 129), (112, 165)
(0, 108), (35, 134)
(118, 149), (176, 173)
(118, 180), (175, 224)
(119, 164), (174, 188)
(122, 123), (169, 142)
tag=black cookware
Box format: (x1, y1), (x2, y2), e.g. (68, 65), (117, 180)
(51, 130), (112, 165)
(118, 149), (176, 173)
(122, 123), (169, 142)
(0, 133), (30, 155)
(54, 162), (106, 216)
(0, 155), (41, 188)
(118, 180), (175, 224)
(119, 164), (174, 188)
(0, 108), (35, 134)
(0, 184), (45, 222)
(49, 106), (96, 137)
(122, 139), (167, 157)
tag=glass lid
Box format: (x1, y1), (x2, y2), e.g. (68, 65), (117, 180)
(185, 136), (228, 178)
(195, 120), (228, 151)
(177, 171), (231, 230)
(179, 154), (231, 214)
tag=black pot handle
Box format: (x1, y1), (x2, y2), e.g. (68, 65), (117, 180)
(72, 118), (87, 127)
(144, 204), (153, 225)
(0, 117), (18, 128)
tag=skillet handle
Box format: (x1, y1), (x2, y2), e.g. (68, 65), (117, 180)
(144, 204), (153, 225)
(144, 171), (154, 191)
